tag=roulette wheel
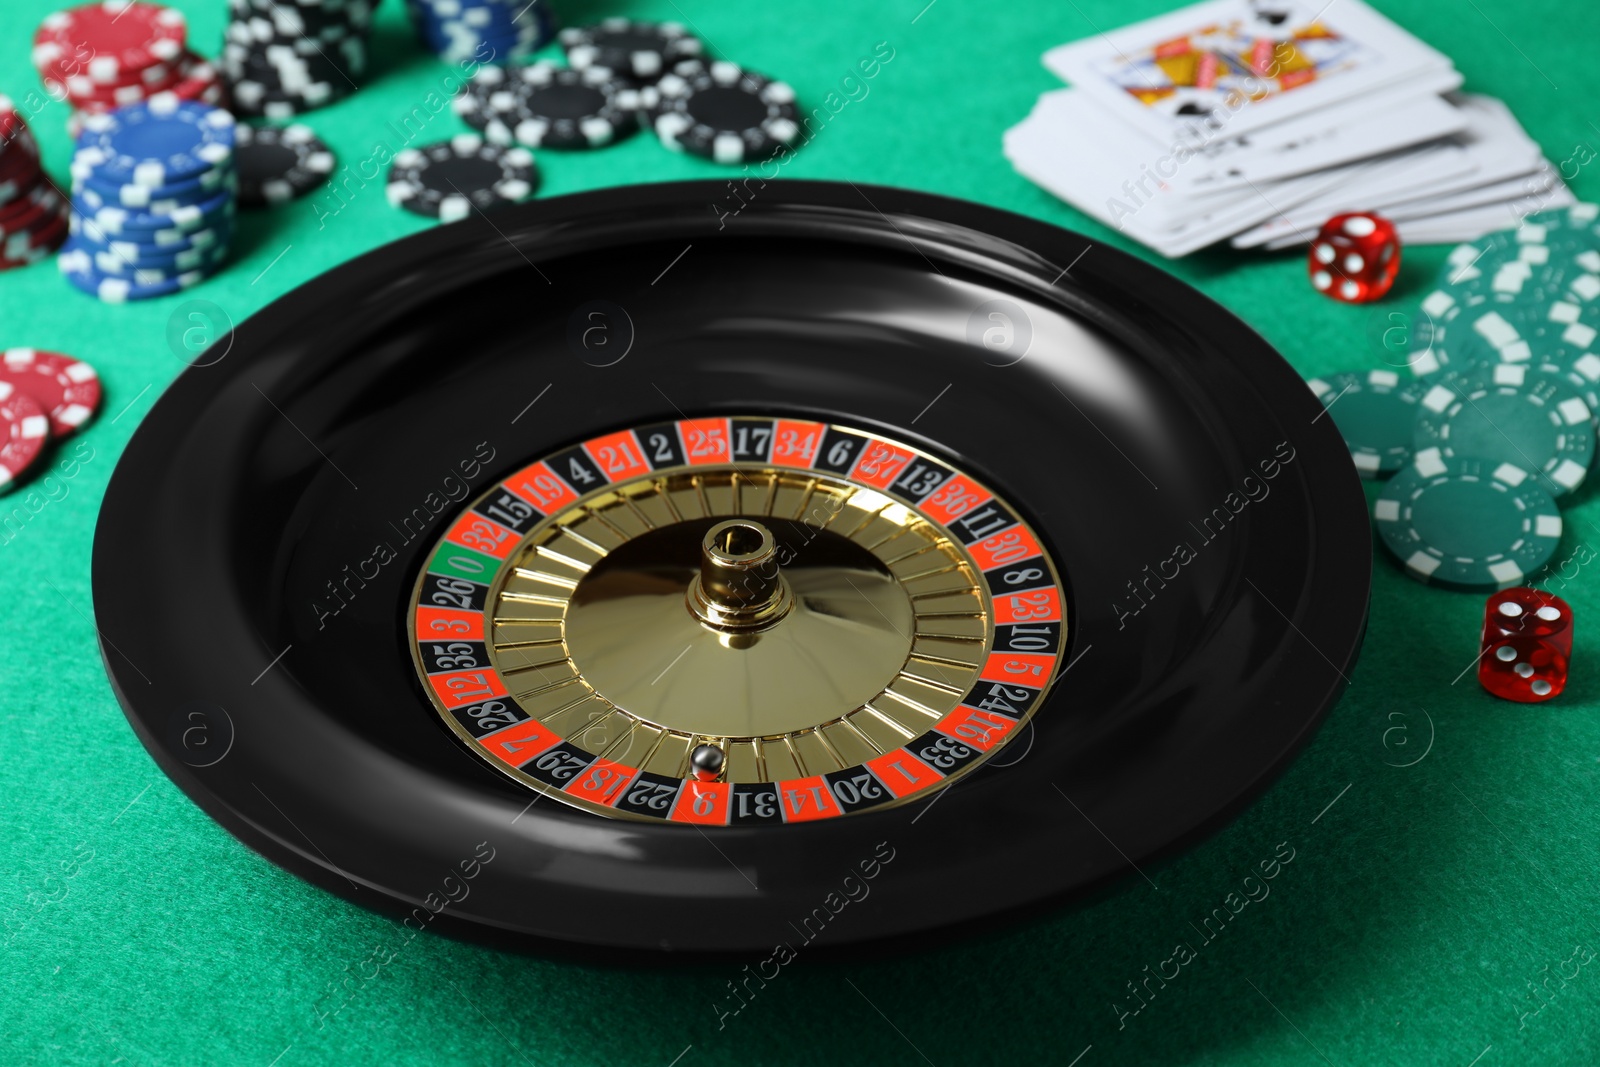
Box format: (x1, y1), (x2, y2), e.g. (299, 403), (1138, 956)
(93, 180), (1369, 957)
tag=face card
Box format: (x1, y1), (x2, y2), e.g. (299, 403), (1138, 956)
(1044, 0), (1455, 142)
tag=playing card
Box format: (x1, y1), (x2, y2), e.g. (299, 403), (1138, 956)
(1234, 143), (1483, 247)
(1231, 93), (1545, 246)
(1011, 87), (1463, 240)
(1004, 90), (1396, 257)
(1044, 0), (1455, 143)
(1393, 189), (1577, 245)
(1383, 167), (1560, 222)
(1156, 81), (1467, 198)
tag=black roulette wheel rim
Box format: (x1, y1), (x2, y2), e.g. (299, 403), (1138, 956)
(93, 179), (1369, 957)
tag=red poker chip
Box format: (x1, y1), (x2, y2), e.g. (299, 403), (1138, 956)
(167, 53), (220, 101)
(0, 105), (42, 203)
(57, 55), (178, 96)
(0, 349), (101, 437)
(0, 152), (43, 201)
(0, 382), (50, 493)
(0, 181), (58, 230)
(0, 204), (69, 267)
(33, 2), (187, 86)
(57, 66), (181, 108)
(0, 96), (27, 143)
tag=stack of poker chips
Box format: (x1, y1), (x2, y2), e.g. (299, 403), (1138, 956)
(59, 95), (238, 303)
(405, 0), (558, 65)
(1306, 204), (1600, 593)
(32, 2), (223, 139)
(0, 98), (70, 270)
(222, 0), (375, 118)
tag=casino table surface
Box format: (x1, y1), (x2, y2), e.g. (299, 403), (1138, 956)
(3, 0), (1599, 1064)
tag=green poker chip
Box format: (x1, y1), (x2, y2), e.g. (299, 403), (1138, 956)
(1522, 202), (1600, 259)
(1434, 231), (1557, 299)
(1376, 451), (1564, 591)
(1306, 369), (1426, 477)
(1413, 362), (1595, 496)
(1412, 261), (1592, 376)
(1460, 352), (1600, 429)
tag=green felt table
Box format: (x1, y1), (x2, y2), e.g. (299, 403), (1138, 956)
(3, 0), (1599, 1063)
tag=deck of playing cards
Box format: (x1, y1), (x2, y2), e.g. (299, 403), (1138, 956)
(1005, 0), (1571, 257)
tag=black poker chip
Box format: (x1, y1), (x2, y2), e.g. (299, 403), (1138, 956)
(475, 61), (642, 149)
(642, 59), (800, 164)
(221, 0), (372, 117)
(451, 63), (519, 132)
(558, 18), (702, 82)
(227, 0), (374, 41)
(385, 135), (538, 222)
(235, 123), (335, 208)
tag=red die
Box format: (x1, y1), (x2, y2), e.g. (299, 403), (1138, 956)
(1478, 588), (1572, 703)
(1308, 213), (1400, 303)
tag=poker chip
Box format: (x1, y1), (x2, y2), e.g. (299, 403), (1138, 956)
(73, 184), (235, 235)
(1305, 369), (1426, 477)
(474, 62), (642, 149)
(1413, 362), (1594, 497)
(1410, 261), (1578, 376)
(385, 135), (537, 223)
(451, 64), (517, 130)
(1376, 451), (1563, 591)
(73, 94), (235, 188)
(0, 98), (68, 270)
(222, 0), (374, 118)
(0, 184), (66, 231)
(59, 247), (207, 301)
(60, 238), (227, 281)
(406, 0), (557, 65)
(33, 2), (187, 86)
(0, 349), (101, 437)
(34, 5), (215, 131)
(228, 0), (374, 41)
(65, 96), (235, 299)
(1, 212), (70, 268)
(235, 124), (334, 207)
(0, 383), (50, 494)
(560, 19), (703, 82)
(76, 166), (237, 214)
(1517, 203), (1600, 260)
(642, 60), (800, 164)
(1460, 353), (1600, 431)
(69, 214), (231, 259)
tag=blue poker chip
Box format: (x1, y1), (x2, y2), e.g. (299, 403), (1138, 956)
(59, 237), (228, 280)
(75, 169), (238, 218)
(71, 96), (236, 189)
(72, 185), (235, 236)
(75, 161), (237, 212)
(407, 0), (555, 63)
(68, 213), (233, 262)
(1376, 450), (1563, 591)
(59, 244), (213, 303)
